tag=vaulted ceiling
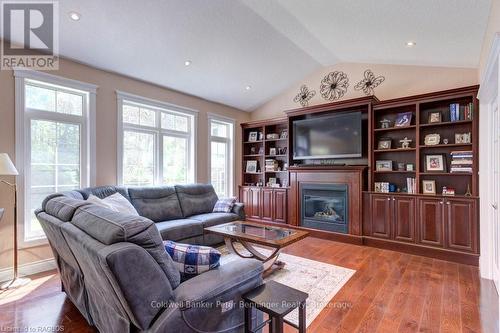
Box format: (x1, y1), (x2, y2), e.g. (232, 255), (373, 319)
(3, 0), (491, 110)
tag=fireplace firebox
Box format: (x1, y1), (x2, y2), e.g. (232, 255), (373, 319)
(300, 183), (348, 233)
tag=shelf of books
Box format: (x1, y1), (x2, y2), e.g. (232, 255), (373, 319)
(371, 87), (478, 197)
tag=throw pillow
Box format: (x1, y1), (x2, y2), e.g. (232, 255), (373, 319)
(164, 240), (221, 278)
(86, 193), (139, 216)
(213, 197), (236, 213)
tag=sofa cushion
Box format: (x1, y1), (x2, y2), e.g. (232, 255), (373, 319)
(155, 219), (203, 241)
(189, 212), (239, 228)
(44, 196), (91, 222)
(128, 186), (183, 222)
(164, 240), (221, 278)
(86, 193), (139, 216)
(213, 197), (236, 213)
(71, 204), (181, 288)
(175, 184), (218, 217)
(77, 185), (131, 201)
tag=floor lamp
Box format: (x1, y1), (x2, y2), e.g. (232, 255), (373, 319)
(0, 153), (30, 289)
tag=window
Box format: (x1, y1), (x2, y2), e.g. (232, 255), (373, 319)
(117, 92), (197, 186)
(208, 116), (234, 197)
(15, 70), (96, 244)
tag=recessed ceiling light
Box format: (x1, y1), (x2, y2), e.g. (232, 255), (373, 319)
(69, 11), (81, 21)
(406, 41), (416, 47)
(184, 60), (192, 66)
(245, 85), (252, 91)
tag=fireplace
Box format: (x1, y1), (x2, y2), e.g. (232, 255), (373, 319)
(300, 183), (348, 233)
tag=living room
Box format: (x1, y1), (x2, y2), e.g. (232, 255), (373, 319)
(0, 1), (499, 332)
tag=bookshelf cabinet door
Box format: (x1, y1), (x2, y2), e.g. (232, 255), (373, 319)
(417, 198), (444, 247)
(393, 196), (416, 243)
(273, 189), (287, 223)
(445, 198), (477, 253)
(370, 194), (392, 239)
(261, 188), (274, 221)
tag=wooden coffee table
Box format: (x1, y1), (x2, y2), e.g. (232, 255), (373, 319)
(205, 221), (309, 273)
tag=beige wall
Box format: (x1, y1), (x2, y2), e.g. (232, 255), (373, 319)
(250, 63), (479, 120)
(0, 58), (250, 272)
(479, 0), (500, 80)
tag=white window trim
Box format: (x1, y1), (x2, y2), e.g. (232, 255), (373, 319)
(116, 91), (198, 186)
(14, 69), (97, 248)
(207, 113), (235, 197)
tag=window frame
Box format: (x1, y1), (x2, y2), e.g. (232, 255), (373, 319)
(116, 91), (198, 186)
(14, 69), (97, 247)
(207, 113), (235, 197)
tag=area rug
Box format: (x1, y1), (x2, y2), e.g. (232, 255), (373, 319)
(219, 245), (356, 327)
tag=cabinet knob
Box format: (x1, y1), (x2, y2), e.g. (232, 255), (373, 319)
(446, 201), (450, 205)
(387, 198), (391, 201)
(493, 203), (498, 210)
(392, 198), (395, 201)
(439, 201), (444, 204)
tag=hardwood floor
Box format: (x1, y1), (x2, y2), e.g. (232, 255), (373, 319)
(0, 237), (497, 332)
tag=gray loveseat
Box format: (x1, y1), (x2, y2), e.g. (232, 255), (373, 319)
(35, 184), (263, 333)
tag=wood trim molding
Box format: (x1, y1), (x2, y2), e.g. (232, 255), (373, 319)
(284, 96), (378, 117)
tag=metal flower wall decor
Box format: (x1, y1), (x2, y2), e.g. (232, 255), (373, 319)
(293, 85), (316, 107)
(354, 69), (385, 96)
(320, 71), (349, 101)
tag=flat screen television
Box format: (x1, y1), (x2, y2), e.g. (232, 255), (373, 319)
(293, 111), (362, 160)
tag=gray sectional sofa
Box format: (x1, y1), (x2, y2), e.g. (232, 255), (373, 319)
(35, 184), (263, 333)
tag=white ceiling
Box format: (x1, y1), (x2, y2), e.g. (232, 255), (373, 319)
(4, 0), (491, 110)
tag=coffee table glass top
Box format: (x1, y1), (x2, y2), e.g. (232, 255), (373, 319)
(212, 222), (296, 241)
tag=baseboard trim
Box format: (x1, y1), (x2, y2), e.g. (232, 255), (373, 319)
(0, 258), (57, 283)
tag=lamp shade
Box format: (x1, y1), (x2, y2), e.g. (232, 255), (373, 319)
(0, 153), (19, 176)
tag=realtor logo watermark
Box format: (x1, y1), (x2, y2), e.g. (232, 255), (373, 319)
(1, 1), (59, 70)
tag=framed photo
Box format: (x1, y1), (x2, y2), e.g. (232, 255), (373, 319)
(424, 154), (447, 172)
(246, 160), (257, 173)
(248, 132), (258, 142)
(269, 148), (277, 156)
(280, 130), (288, 139)
(376, 160), (393, 171)
(278, 147), (287, 155)
(258, 147), (264, 155)
(428, 111), (442, 124)
(395, 112), (412, 127)
(424, 133), (440, 146)
(377, 138), (392, 150)
(455, 132), (471, 144)
(406, 163), (414, 171)
(422, 180), (436, 194)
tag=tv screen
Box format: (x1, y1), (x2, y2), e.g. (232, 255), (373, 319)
(293, 112), (362, 160)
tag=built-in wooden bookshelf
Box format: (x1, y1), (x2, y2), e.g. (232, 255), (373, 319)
(370, 86), (479, 197)
(241, 118), (289, 188)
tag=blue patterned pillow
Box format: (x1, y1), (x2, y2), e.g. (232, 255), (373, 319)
(164, 240), (221, 278)
(213, 197), (236, 213)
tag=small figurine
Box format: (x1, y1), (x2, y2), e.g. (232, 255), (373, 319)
(399, 137), (412, 149)
(465, 184), (472, 197)
(380, 119), (392, 129)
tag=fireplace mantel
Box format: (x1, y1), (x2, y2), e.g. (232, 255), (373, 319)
(289, 167), (367, 241)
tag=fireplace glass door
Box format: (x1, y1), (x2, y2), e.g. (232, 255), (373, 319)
(300, 183), (348, 233)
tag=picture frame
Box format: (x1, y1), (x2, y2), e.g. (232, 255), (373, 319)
(406, 163), (414, 171)
(248, 132), (258, 142)
(428, 111), (442, 124)
(424, 154), (447, 172)
(394, 112), (412, 127)
(278, 147), (287, 155)
(246, 160), (258, 173)
(455, 132), (471, 144)
(376, 160), (393, 171)
(268, 177), (277, 186)
(422, 180), (436, 194)
(377, 138), (392, 150)
(424, 133), (440, 146)
(269, 148), (277, 156)
(258, 147), (264, 155)
(280, 130), (288, 139)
